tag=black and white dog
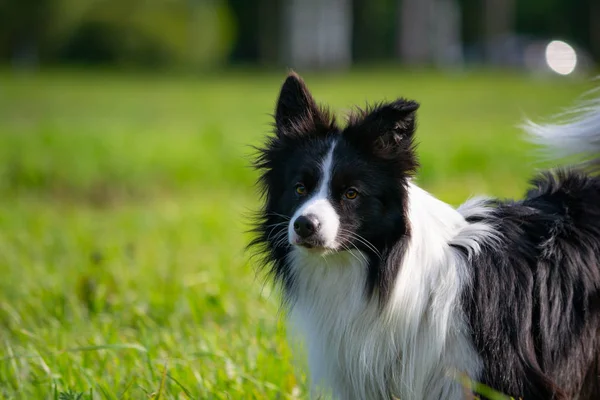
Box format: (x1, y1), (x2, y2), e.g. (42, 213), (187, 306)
(250, 73), (600, 399)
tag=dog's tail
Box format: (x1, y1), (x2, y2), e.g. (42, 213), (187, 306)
(524, 89), (600, 170)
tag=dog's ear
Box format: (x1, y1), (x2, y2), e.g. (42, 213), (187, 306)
(347, 99), (419, 143)
(275, 72), (334, 136)
(345, 99), (419, 157)
(344, 99), (419, 174)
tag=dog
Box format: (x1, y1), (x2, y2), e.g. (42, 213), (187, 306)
(249, 72), (600, 399)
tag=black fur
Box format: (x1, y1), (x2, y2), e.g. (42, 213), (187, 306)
(250, 72), (419, 302)
(456, 170), (600, 399)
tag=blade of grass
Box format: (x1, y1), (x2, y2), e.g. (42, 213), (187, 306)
(166, 373), (193, 399)
(3, 338), (21, 390)
(154, 362), (168, 400)
(59, 344), (147, 354)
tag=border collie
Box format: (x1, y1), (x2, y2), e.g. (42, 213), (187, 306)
(250, 73), (600, 399)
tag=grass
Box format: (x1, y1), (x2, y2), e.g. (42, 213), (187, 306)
(0, 67), (595, 399)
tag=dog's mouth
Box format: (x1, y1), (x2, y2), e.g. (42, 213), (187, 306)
(291, 236), (331, 250)
(293, 238), (323, 249)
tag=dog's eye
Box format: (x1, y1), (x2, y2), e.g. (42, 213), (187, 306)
(344, 188), (358, 200)
(295, 183), (307, 196)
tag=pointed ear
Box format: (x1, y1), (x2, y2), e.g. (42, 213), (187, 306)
(348, 99), (419, 141)
(345, 99), (419, 153)
(275, 72), (334, 136)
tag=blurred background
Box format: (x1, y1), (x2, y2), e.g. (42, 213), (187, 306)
(1, 0), (599, 73)
(1, 1), (599, 399)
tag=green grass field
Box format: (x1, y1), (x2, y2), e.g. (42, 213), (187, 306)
(0, 68), (595, 399)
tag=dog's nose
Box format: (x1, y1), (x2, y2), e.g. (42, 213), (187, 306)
(293, 215), (320, 239)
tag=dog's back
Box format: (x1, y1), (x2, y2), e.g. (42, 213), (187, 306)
(457, 97), (600, 399)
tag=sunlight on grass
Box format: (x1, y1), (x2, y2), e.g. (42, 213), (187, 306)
(0, 68), (593, 398)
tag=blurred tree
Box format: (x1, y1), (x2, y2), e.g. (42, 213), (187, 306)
(229, 0), (260, 62)
(257, 0), (283, 65)
(352, 0), (395, 62)
(592, 0), (600, 62)
(397, 0), (432, 64)
(0, 0), (235, 69)
(228, 0), (282, 66)
(282, 0), (352, 69)
(397, 0), (462, 67)
(0, 0), (598, 68)
(432, 0), (463, 67)
(60, 0), (235, 68)
(482, 0), (515, 63)
(458, 0), (482, 50)
(0, 0), (54, 65)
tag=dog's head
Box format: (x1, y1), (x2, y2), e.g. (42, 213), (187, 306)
(251, 72), (419, 290)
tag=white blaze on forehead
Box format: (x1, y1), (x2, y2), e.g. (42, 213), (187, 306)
(289, 139), (340, 247)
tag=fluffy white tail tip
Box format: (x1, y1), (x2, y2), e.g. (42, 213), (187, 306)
(524, 93), (600, 162)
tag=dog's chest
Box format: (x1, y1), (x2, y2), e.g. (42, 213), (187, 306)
(288, 252), (396, 399)
(286, 249), (478, 400)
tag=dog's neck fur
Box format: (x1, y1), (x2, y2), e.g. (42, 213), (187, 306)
(287, 183), (484, 399)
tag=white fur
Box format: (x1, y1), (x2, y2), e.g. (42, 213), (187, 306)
(454, 196), (503, 258)
(288, 182), (489, 400)
(523, 92), (600, 161)
(289, 140), (340, 247)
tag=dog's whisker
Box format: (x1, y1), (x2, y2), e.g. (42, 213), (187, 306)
(338, 242), (363, 265)
(265, 212), (291, 220)
(337, 231), (382, 260)
(273, 235), (290, 248)
(269, 231), (287, 244)
(338, 229), (382, 258)
(335, 238), (366, 266)
(265, 223), (289, 241)
(264, 221), (289, 228)
(348, 242), (369, 265)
